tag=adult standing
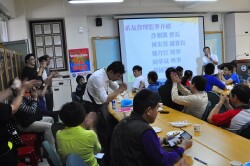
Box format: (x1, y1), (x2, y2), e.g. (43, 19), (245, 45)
(38, 55), (58, 112)
(83, 61), (127, 165)
(83, 61), (127, 111)
(22, 54), (43, 81)
(202, 47), (219, 74)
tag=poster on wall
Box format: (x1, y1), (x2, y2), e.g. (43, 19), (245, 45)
(68, 48), (91, 78)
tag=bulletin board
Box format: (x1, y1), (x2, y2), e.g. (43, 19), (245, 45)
(205, 31), (224, 64)
(92, 37), (121, 70)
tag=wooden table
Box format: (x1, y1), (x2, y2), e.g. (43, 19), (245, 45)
(109, 101), (250, 165)
(157, 107), (250, 163)
(212, 86), (230, 95)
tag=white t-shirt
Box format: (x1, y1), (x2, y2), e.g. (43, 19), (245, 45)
(132, 75), (146, 90)
(202, 54), (219, 74)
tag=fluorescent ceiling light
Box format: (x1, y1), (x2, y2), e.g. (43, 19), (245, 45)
(68, 0), (123, 3)
(175, 0), (216, 1)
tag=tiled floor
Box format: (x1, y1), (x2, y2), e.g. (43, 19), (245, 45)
(38, 158), (49, 166)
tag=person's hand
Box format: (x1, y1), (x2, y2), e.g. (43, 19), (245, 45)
(176, 158), (189, 166)
(224, 95), (230, 105)
(139, 81), (145, 89)
(118, 83), (127, 92)
(178, 139), (192, 150)
(84, 112), (97, 130)
(11, 78), (22, 90)
(166, 132), (180, 140)
(170, 72), (180, 83)
(44, 77), (51, 86)
(51, 71), (59, 78)
(219, 94), (227, 104)
(207, 53), (211, 59)
(22, 80), (41, 91)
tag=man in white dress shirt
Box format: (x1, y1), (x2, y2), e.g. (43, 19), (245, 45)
(83, 61), (127, 110)
(83, 61), (127, 165)
(202, 47), (219, 74)
(132, 65), (146, 93)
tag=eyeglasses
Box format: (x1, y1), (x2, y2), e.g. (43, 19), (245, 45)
(29, 58), (36, 61)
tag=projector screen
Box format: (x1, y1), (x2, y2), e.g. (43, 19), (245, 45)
(118, 17), (205, 90)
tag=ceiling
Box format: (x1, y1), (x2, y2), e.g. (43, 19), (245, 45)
(64, 0), (250, 15)
(1, 0), (250, 18)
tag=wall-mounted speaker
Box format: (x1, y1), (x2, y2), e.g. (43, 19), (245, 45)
(96, 18), (102, 27)
(212, 15), (218, 22)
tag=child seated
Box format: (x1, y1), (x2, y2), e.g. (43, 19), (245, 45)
(56, 102), (101, 166)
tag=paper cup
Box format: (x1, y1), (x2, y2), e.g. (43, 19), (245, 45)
(159, 103), (163, 108)
(194, 124), (201, 132)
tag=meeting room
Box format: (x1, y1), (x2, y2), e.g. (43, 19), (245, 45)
(0, 0), (250, 166)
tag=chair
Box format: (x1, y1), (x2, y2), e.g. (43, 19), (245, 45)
(71, 92), (82, 102)
(207, 91), (227, 113)
(42, 141), (62, 166)
(240, 79), (246, 84)
(17, 162), (28, 166)
(201, 101), (212, 121)
(17, 146), (38, 166)
(66, 153), (88, 166)
(51, 122), (65, 140)
(20, 133), (43, 162)
(237, 122), (250, 139)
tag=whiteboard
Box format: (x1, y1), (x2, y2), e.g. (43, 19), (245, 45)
(92, 37), (121, 69)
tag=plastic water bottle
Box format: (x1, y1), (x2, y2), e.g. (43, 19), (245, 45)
(112, 100), (116, 110)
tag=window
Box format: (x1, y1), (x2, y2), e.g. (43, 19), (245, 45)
(29, 20), (68, 71)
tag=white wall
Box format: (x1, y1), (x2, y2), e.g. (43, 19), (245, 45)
(3, 0), (243, 92)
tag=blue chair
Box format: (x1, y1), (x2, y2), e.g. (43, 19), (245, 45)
(42, 141), (62, 166)
(66, 153), (88, 166)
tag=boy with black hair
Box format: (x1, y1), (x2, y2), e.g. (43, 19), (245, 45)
(57, 102), (101, 165)
(132, 65), (146, 93)
(75, 75), (86, 99)
(203, 63), (226, 92)
(219, 63), (240, 85)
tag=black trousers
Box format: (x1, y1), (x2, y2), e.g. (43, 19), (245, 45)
(0, 148), (18, 166)
(45, 92), (53, 112)
(83, 101), (118, 166)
